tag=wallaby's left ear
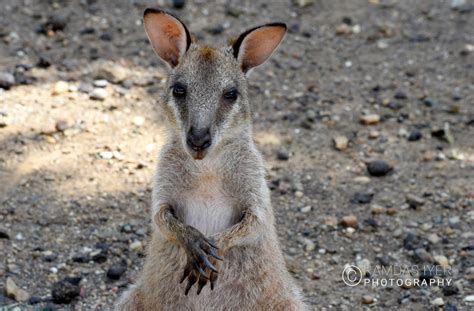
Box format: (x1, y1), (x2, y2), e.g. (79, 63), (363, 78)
(232, 23), (287, 74)
(143, 8), (192, 68)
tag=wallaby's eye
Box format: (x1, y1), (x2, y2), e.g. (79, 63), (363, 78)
(172, 84), (186, 98)
(223, 89), (238, 102)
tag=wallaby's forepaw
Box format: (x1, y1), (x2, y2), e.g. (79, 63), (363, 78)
(180, 227), (222, 295)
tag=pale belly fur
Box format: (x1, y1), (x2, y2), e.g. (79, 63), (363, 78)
(179, 173), (236, 236)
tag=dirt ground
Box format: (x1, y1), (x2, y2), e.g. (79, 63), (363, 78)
(0, 0), (473, 310)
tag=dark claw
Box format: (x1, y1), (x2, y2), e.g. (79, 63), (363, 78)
(209, 248), (223, 261)
(180, 265), (191, 283)
(205, 238), (219, 249)
(194, 261), (208, 278)
(210, 272), (218, 290)
(185, 273), (198, 295)
(180, 230), (222, 295)
(200, 254), (217, 273)
(197, 275), (207, 295)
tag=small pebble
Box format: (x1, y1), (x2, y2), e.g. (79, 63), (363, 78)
(333, 135), (348, 150)
(408, 130), (422, 141)
(106, 264), (127, 280)
(442, 285), (459, 296)
(324, 216), (338, 227)
(303, 238), (315, 252)
(434, 255), (449, 268)
(93, 79), (108, 88)
(377, 40), (388, 49)
(346, 227), (355, 234)
(6, 278), (30, 302)
(55, 120), (69, 132)
(276, 149), (290, 161)
(370, 205), (385, 214)
(28, 296), (43, 305)
(51, 81), (69, 95)
(451, 0), (466, 9)
(352, 24), (361, 34)
(366, 160), (393, 177)
(300, 206), (311, 213)
(133, 116), (145, 127)
(0, 72), (16, 89)
(398, 128), (409, 138)
(295, 0), (315, 8)
(464, 295), (474, 302)
(172, 0), (186, 9)
(361, 295), (374, 304)
(368, 130), (380, 139)
(353, 176), (371, 184)
(51, 279), (80, 304)
(431, 297), (444, 306)
(423, 150), (437, 161)
(89, 88), (108, 101)
(351, 191), (373, 204)
(0, 230), (10, 239)
(97, 63), (128, 83)
(99, 151), (113, 159)
(130, 240), (143, 252)
(360, 114), (381, 125)
(336, 24), (351, 35)
(340, 215), (358, 228)
(394, 90), (408, 100)
(406, 194), (425, 209)
(448, 216), (460, 227)
(426, 233), (440, 244)
(423, 98), (438, 107)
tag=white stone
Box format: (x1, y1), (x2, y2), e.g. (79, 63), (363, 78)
(93, 79), (109, 88)
(133, 116), (145, 127)
(431, 297), (444, 306)
(89, 88), (108, 101)
(99, 151), (113, 159)
(300, 206), (311, 213)
(130, 240), (143, 251)
(303, 238), (315, 252)
(333, 135), (349, 150)
(464, 295), (474, 302)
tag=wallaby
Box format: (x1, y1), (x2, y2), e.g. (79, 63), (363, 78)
(116, 8), (306, 311)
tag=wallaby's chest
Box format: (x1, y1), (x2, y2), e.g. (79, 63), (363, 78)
(178, 163), (237, 236)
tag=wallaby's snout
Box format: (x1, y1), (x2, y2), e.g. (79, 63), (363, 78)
(187, 126), (211, 152)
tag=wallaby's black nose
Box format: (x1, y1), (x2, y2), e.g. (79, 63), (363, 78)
(187, 127), (211, 151)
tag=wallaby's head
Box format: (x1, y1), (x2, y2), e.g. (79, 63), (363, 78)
(143, 8), (286, 160)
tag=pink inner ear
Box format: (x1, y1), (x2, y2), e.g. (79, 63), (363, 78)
(239, 26), (286, 72)
(144, 12), (187, 67)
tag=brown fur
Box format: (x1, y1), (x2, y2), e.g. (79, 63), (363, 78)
(116, 8), (306, 311)
(199, 46), (217, 60)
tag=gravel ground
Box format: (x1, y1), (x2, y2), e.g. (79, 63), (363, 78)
(0, 0), (473, 310)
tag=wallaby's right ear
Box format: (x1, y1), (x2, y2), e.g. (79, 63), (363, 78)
(143, 8), (192, 68)
(231, 23), (287, 74)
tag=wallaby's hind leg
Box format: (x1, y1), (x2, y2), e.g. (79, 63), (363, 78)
(115, 287), (145, 311)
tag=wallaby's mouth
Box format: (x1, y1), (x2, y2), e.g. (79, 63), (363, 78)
(194, 151), (205, 160)
(189, 149), (207, 160)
